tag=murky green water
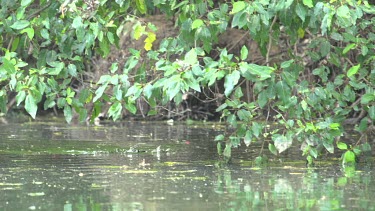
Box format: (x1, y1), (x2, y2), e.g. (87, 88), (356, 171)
(0, 119), (374, 211)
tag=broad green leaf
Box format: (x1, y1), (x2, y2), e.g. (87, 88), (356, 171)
(240, 46), (248, 61)
(337, 142), (348, 150)
(134, 25), (145, 40)
(337, 5), (350, 18)
(361, 93), (375, 104)
(125, 100), (137, 114)
(296, 3), (307, 22)
(309, 147), (318, 158)
(343, 151), (356, 164)
(20, 27), (34, 40)
(223, 144), (232, 159)
(21, 0), (33, 6)
(16, 90), (26, 106)
(25, 94), (38, 118)
(302, 0), (313, 8)
(275, 81), (290, 104)
(240, 63), (274, 81)
(72, 17), (83, 29)
(273, 135), (292, 153)
(281, 59), (294, 69)
(93, 83), (108, 102)
(323, 142), (334, 153)
(369, 106), (375, 120)
(64, 105), (73, 123)
(215, 134), (225, 141)
(244, 130), (252, 147)
(136, 0), (147, 14)
(231, 1), (246, 14)
(1, 58), (16, 74)
(191, 19), (204, 30)
(347, 64), (360, 77)
(108, 102), (123, 121)
(224, 70), (240, 97)
(268, 143), (278, 155)
(10, 20), (30, 30)
(185, 48), (198, 65)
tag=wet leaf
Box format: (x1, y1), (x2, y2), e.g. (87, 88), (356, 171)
(64, 105), (73, 123)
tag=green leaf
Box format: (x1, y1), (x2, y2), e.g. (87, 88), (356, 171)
(296, 3), (307, 22)
(108, 102), (123, 121)
(224, 70), (240, 97)
(275, 81), (290, 104)
(343, 43), (356, 54)
(244, 130), (252, 147)
(135, 0), (147, 14)
(240, 63), (274, 81)
(337, 142), (348, 150)
(231, 1), (246, 14)
(191, 19), (204, 30)
(25, 94), (38, 119)
(324, 142), (334, 153)
(337, 5), (350, 18)
(268, 143), (278, 155)
(347, 64), (360, 77)
(302, 0), (313, 8)
(215, 134), (225, 141)
(240, 46), (248, 61)
(361, 94), (375, 104)
(20, 27), (34, 40)
(16, 90), (26, 106)
(273, 135), (293, 153)
(21, 0), (33, 6)
(343, 151), (356, 164)
(93, 83), (108, 102)
(224, 143), (232, 159)
(64, 105), (73, 123)
(369, 106), (375, 120)
(185, 48), (198, 65)
(72, 17), (83, 29)
(10, 20), (30, 30)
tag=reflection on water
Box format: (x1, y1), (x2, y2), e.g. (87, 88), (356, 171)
(0, 120), (374, 210)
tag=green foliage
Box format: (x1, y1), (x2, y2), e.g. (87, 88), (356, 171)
(0, 0), (374, 163)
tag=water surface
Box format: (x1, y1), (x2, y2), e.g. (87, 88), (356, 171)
(0, 119), (374, 210)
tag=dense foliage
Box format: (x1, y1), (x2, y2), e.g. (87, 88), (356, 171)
(0, 0), (374, 164)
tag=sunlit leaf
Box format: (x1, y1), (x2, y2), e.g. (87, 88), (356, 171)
(347, 64), (360, 77)
(231, 1), (246, 14)
(302, 0), (313, 8)
(191, 19), (204, 30)
(343, 151), (356, 164)
(337, 142), (348, 150)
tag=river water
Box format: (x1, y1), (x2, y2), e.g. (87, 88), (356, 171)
(0, 119), (374, 210)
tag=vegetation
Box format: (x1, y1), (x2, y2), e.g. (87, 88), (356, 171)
(0, 0), (374, 164)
